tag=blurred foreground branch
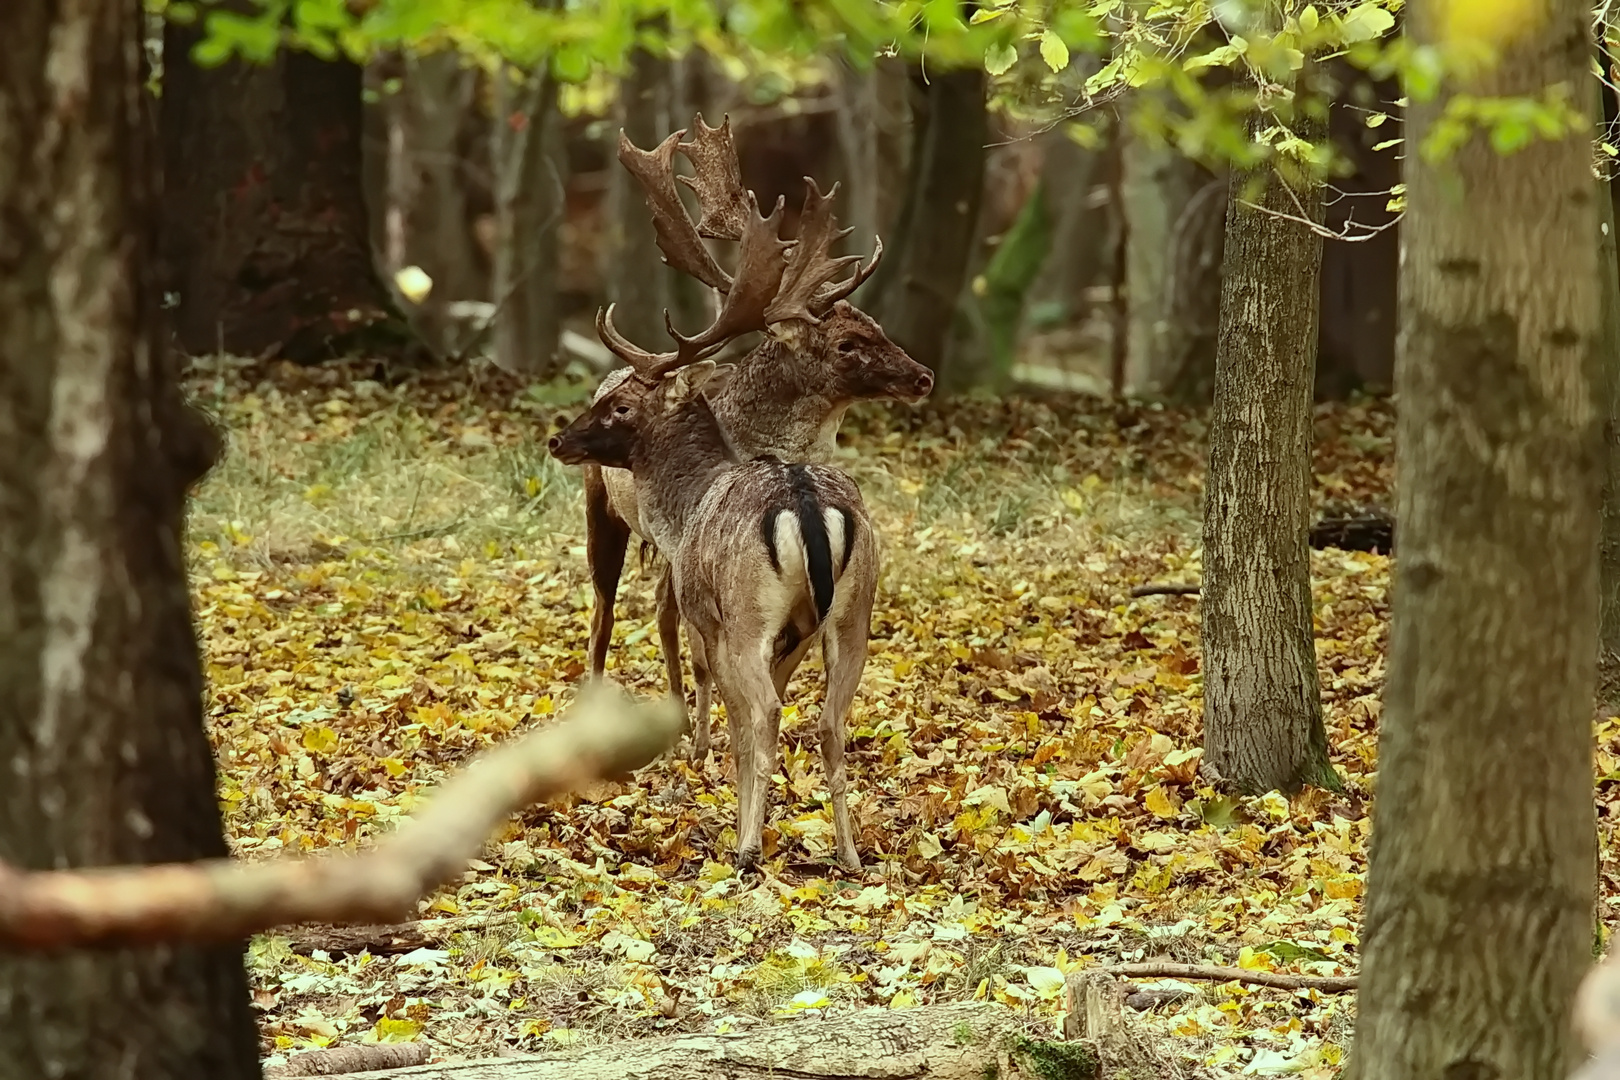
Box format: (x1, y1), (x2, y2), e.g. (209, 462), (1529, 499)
(0, 688), (682, 950)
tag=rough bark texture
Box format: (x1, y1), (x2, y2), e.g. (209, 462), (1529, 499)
(333, 1004), (1029, 1080)
(1118, 96), (1217, 399)
(604, 44), (678, 345)
(1200, 117), (1336, 795)
(1598, 37), (1620, 710)
(387, 50), (489, 358)
(0, 0), (258, 1075)
(865, 67), (988, 384)
(161, 11), (404, 361)
(1350, 0), (1602, 1076)
(492, 64), (565, 375)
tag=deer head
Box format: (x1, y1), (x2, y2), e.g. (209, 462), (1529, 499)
(549, 362), (737, 470)
(600, 116), (933, 405)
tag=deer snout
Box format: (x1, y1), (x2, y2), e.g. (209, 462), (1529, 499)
(913, 369), (935, 398)
(547, 434), (562, 453)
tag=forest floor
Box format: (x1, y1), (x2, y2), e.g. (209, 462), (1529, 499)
(179, 353), (1579, 1078)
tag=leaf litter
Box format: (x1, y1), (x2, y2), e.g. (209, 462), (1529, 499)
(182, 355), (1438, 1077)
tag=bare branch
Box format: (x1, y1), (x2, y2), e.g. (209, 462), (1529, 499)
(0, 688), (683, 950)
(1096, 962), (1357, 993)
(1130, 583), (1202, 597)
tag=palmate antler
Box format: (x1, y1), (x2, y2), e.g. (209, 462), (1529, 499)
(599, 114), (884, 377)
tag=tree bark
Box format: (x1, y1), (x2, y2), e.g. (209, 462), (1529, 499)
(387, 50), (489, 359)
(161, 11), (405, 361)
(1026, 123), (1110, 327)
(1350, 0), (1602, 1076)
(1597, 32), (1620, 710)
(327, 1004), (1035, 1080)
(0, 0), (258, 1076)
(603, 43), (679, 345)
(492, 64), (566, 375)
(865, 67), (988, 383)
(1199, 118), (1337, 794)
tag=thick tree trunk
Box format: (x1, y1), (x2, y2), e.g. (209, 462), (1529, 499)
(604, 44), (679, 344)
(387, 50), (488, 359)
(0, 1), (258, 1077)
(865, 67), (988, 383)
(161, 14), (405, 361)
(1199, 118), (1336, 795)
(1351, 0), (1602, 1076)
(1597, 36), (1620, 709)
(833, 55), (912, 263)
(492, 65), (566, 375)
(1118, 93), (1215, 399)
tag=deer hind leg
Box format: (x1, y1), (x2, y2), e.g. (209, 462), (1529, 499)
(820, 613), (870, 872)
(716, 654), (783, 870)
(584, 465), (631, 682)
(653, 567), (692, 748)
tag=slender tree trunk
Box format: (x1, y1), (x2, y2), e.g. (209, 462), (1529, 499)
(491, 64), (565, 375)
(1118, 96), (1214, 399)
(1598, 35), (1620, 710)
(604, 43), (678, 344)
(1199, 113), (1336, 795)
(1351, 0), (1601, 1075)
(0, 1), (258, 1077)
(161, 11), (405, 361)
(387, 49), (487, 358)
(1026, 124), (1108, 325)
(865, 67), (988, 382)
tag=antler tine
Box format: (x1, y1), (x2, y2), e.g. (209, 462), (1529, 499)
(596, 304), (677, 375)
(763, 178), (863, 326)
(649, 192), (793, 376)
(675, 114), (751, 242)
(812, 235), (883, 311)
(617, 130), (732, 293)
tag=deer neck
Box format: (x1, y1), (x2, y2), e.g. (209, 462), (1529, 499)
(627, 396), (736, 552)
(710, 340), (847, 464)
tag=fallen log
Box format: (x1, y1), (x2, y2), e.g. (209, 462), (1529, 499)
(267, 1043), (432, 1077)
(280, 913), (521, 958)
(331, 1004), (1039, 1080)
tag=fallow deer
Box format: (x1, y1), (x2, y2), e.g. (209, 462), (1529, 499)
(581, 116), (931, 757)
(551, 356), (877, 872)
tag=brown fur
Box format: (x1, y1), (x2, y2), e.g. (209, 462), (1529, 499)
(584, 302), (929, 738)
(553, 362), (877, 871)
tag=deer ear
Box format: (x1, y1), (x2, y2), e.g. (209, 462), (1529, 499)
(664, 360), (718, 410)
(700, 363), (737, 399)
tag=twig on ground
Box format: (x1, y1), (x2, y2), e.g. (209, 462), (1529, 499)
(1099, 961), (1357, 993)
(1130, 582), (1203, 598)
(278, 911), (523, 957)
(265, 1042), (432, 1077)
(0, 687), (682, 950)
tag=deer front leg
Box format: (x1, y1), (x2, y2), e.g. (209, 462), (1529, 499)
(584, 465), (631, 682)
(653, 567), (691, 748)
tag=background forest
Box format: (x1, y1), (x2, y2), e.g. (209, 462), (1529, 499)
(1, 0), (1615, 1079)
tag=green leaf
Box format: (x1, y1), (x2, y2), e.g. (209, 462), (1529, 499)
(1039, 29), (1069, 73)
(969, 8), (1004, 24)
(1340, 3), (1395, 44)
(985, 41), (1018, 75)
(1298, 4), (1319, 32)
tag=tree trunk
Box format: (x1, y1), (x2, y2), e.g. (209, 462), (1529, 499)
(329, 1004), (1042, 1080)
(603, 44), (679, 344)
(1598, 33), (1620, 710)
(1350, 0), (1602, 1075)
(865, 66), (988, 383)
(1026, 124), (1110, 327)
(161, 12), (405, 361)
(387, 50), (488, 359)
(833, 55), (912, 263)
(492, 64), (566, 375)
(0, 1), (258, 1077)
(1118, 93), (1216, 400)
(1199, 120), (1336, 795)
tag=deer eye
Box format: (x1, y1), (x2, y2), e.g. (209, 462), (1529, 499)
(614, 405), (631, 416)
(837, 340), (858, 354)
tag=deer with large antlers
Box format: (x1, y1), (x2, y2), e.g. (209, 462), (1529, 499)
(551, 354), (876, 871)
(581, 117), (932, 757)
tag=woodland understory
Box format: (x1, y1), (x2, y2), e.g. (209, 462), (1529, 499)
(179, 349), (1551, 1078)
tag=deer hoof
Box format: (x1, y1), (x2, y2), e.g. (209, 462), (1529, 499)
(734, 845), (762, 871)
